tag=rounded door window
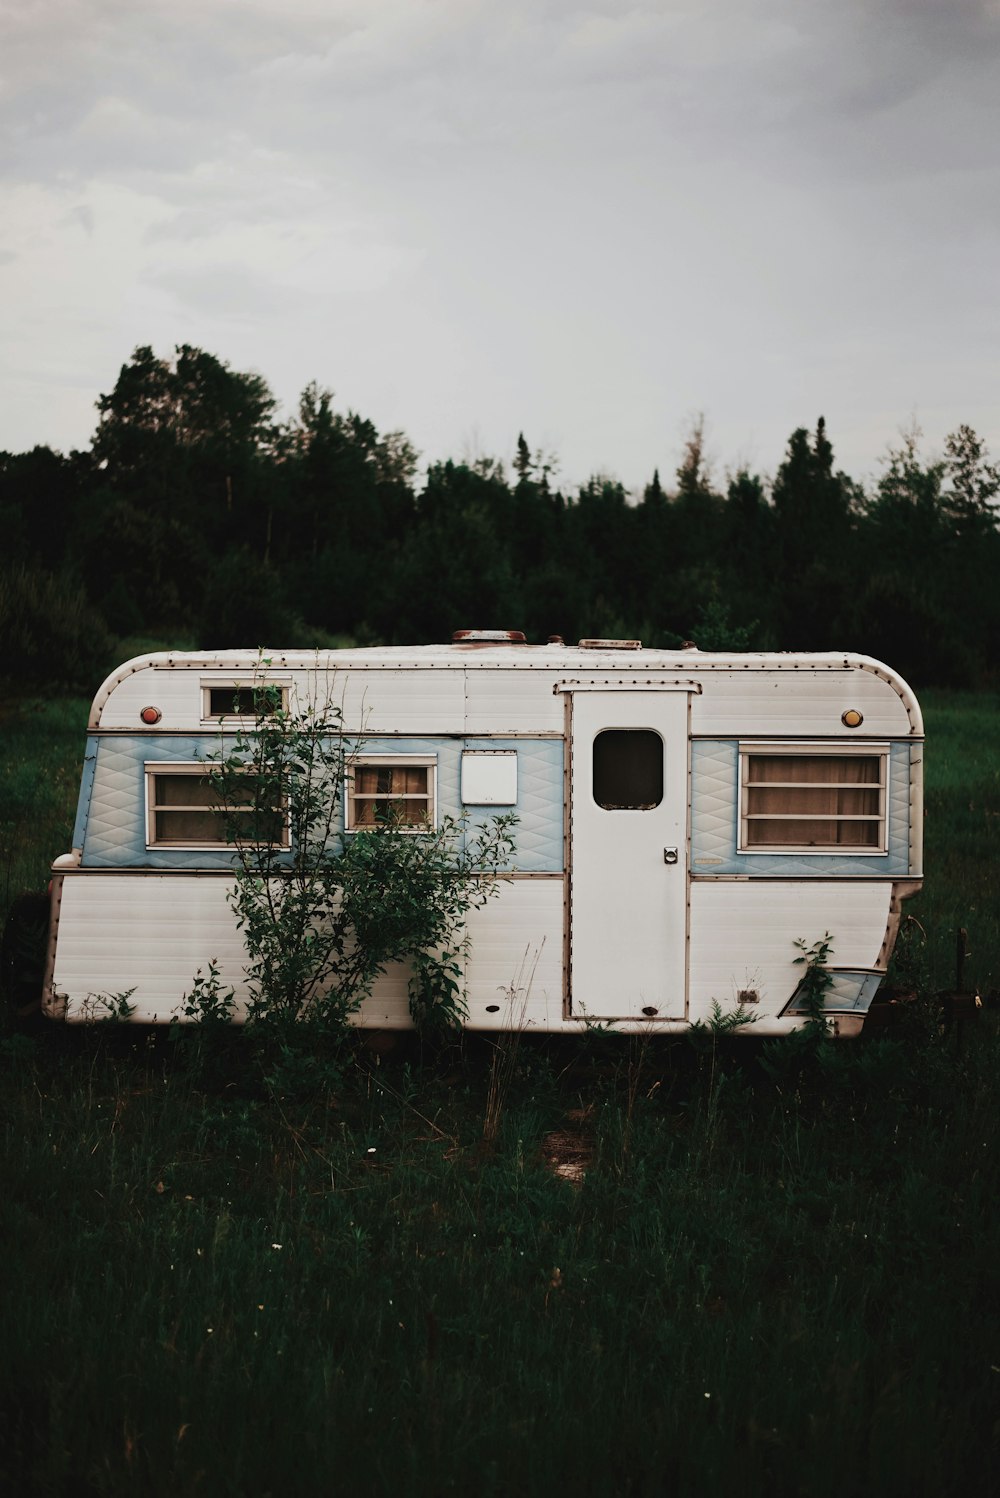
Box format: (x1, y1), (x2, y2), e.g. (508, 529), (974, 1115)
(592, 729), (663, 809)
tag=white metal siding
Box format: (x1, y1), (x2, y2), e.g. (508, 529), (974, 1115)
(96, 652), (918, 740)
(463, 669), (564, 735)
(98, 666), (194, 730)
(53, 873), (565, 1029)
(53, 876), (249, 1022)
(99, 664), (466, 735)
(458, 878), (564, 1028)
(336, 668), (465, 734)
(688, 670), (912, 738)
(688, 880), (892, 1022)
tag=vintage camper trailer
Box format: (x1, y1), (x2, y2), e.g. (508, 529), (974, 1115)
(42, 636), (923, 1036)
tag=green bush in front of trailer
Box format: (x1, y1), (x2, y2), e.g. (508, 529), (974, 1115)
(208, 674), (516, 1041)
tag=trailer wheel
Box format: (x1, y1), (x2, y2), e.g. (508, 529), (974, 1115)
(1, 891), (51, 1025)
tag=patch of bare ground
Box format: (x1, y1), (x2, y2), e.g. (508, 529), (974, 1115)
(541, 1106), (593, 1185)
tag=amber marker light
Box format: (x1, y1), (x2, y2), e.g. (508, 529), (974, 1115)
(842, 709), (863, 728)
(140, 706), (162, 725)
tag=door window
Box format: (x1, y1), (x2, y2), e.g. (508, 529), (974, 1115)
(592, 729), (663, 809)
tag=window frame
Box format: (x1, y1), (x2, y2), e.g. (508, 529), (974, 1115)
(345, 755), (438, 834)
(738, 742), (890, 856)
(592, 728), (665, 811)
(200, 679), (290, 724)
(145, 762), (290, 851)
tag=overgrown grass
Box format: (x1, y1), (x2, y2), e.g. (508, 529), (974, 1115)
(0, 697), (87, 916)
(906, 689), (1000, 996)
(2, 692), (999, 1494)
(2, 1023), (998, 1496)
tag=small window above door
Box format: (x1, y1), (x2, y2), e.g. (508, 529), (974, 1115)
(592, 729), (663, 810)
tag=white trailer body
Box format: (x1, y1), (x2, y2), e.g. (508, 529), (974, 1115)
(43, 643), (923, 1036)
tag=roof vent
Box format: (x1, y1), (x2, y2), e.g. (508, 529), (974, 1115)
(451, 629), (527, 645)
(578, 638), (642, 650)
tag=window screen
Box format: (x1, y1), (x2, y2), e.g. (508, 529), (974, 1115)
(741, 751), (886, 851)
(592, 730), (663, 810)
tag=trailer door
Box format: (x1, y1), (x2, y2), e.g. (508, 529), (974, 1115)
(570, 690), (688, 1020)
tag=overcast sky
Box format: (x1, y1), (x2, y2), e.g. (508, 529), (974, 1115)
(2, 0), (998, 491)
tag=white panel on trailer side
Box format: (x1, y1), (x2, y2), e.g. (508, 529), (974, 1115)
(688, 880), (894, 1029)
(47, 872), (566, 1029)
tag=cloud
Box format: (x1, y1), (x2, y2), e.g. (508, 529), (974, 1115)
(5, 2), (998, 197)
(0, 1), (998, 475)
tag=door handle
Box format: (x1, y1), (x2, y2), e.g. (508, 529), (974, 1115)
(663, 847), (678, 865)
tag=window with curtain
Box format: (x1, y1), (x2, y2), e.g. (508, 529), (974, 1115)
(740, 749), (887, 852)
(347, 758), (436, 831)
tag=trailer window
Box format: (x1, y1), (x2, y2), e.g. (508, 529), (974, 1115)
(347, 758), (436, 831)
(592, 730), (663, 810)
(147, 768), (289, 848)
(202, 682), (288, 720)
(740, 748), (887, 852)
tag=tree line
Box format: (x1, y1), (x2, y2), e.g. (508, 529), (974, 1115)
(2, 342), (998, 690)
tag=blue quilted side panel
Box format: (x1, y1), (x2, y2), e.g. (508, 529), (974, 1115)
(83, 734), (564, 873)
(84, 734), (238, 869)
(71, 737), (99, 852)
(462, 738), (564, 873)
(691, 739), (912, 878)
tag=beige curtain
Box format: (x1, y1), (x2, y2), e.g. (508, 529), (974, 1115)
(747, 755), (881, 847)
(351, 766), (430, 827)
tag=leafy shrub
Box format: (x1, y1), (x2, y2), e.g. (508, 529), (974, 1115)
(208, 666), (516, 1042)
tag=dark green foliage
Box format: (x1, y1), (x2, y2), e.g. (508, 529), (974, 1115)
(0, 890), (50, 1022)
(770, 418), (859, 649)
(0, 566), (113, 690)
(199, 548), (304, 647)
(3, 341), (1000, 685)
(209, 671), (517, 1042)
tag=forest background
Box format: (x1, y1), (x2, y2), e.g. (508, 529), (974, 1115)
(2, 342), (998, 688)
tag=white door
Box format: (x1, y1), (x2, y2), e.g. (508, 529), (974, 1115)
(570, 691), (688, 1020)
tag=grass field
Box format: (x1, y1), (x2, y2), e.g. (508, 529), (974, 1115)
(905, 691), (1000, 997)
(2, 690), (999, 1495)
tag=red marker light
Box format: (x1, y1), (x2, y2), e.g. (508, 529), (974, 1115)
(140, 706), (162, 725)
